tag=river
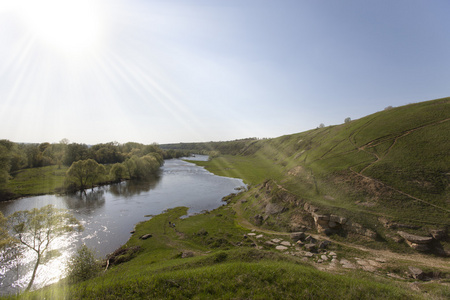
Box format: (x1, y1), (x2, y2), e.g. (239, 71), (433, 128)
(0, 156), (245, 294)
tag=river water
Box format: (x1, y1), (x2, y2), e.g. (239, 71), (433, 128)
(0, 156), (245, 294)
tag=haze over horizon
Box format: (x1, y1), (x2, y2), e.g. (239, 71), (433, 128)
(1, 0), (449, 145)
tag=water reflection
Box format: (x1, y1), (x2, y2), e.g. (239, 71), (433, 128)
(109, 176), (161, 198)
(0, 157), (245, 295)
(62, 189), (106, 211)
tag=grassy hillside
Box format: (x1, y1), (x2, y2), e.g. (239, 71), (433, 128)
(8, 97), (450, 299)
(192, 98), (449, 249)
(15, 200), (448, 299)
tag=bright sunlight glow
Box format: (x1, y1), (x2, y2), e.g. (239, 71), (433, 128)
(16, 0), (105, 56)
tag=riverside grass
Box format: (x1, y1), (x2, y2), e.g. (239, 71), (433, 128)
(13, 204), (428, 300)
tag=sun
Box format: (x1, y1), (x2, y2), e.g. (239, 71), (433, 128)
(16, 0), (105, 56)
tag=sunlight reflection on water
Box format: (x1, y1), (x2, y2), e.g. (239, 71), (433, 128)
(0, 156), (245, 294)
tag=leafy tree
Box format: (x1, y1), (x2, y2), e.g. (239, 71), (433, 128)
(66, 244), (101, 283)
(0, 211), (13, 250)
(64, 143), (91, 166)
(109, 163), (127, 181)
(344, 117), (351, 123)
(66, 159), (106, 190)
(319, 123), (325, 128)
(6, 205), (83, 291)
(0, 144), (10, 189)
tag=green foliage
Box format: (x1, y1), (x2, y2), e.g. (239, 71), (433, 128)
(0, 211), (13, 250)
(66, 245), (101, 283)
(66, 159), (106, 190)
(109, 163), (127, 181)
(7, 205), (83, 291)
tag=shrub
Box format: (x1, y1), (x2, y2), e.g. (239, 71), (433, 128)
(66, 244), (101, 283)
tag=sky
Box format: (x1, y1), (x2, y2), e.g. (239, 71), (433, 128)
(1, 0), (449, 145)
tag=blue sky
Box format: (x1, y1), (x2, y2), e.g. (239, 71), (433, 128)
(1, 0), (449, 144)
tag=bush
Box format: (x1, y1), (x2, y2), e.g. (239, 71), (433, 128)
(66, 244), (101, 283)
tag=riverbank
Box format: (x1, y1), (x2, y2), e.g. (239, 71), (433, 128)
(17, 193), (448, 299)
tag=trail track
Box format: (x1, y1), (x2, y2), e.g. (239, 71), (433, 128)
(232, 201), (450, 272)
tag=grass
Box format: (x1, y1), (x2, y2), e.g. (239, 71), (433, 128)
(6, 165), (68, 197)
(9, 199), (434, 300)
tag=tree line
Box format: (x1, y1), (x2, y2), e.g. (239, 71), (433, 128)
(0, 139), (191, 197)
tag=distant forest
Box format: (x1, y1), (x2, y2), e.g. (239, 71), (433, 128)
(0, 139), (191, 198)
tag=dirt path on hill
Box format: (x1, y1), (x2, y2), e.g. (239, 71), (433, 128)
(232, 201), (450, 271)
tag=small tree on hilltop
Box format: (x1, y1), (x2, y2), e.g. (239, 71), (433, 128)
(344, 117), (351, 123)
(7, 205), (83, 291)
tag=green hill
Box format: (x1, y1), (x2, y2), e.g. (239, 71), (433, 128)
(16, 98), (450, 299)
(192, 98), (449, 240)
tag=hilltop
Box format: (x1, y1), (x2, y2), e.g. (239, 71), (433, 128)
(182, 97), (450, 254)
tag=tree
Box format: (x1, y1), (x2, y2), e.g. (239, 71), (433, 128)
(109, 163), (127, 182)
(318, 123), (325, 128)
(7, 205), (83, 291)
(66, 244), (100, 283)
(66, 159), (106, 190)
(0, 211), (13, 250)
(344, 117), (351, 123)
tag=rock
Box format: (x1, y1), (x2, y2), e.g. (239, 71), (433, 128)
(271, 238), (281, 243)
(397, 231), (433, 244)
(256, 234), (264, 239)
(304, 243), (317, 252)
(281, 241), (291, 246)
(329, 252), (337, 257)
(340, 259), (356, 269)
(408, 266), (425, 280)
(264, 241), (275, 246)
(290, 232), (306, 242)
(318, 240), (331, 249)
(265, 203), (285, 215)
(321, 255), (328, 261)
(430, 229), (447, 240)
(317, 259), (323, 263)
(296, 241), (304, 246)
(330, 214), (347, 225)
(364, 229), (377, 239)
(139, 234), (152, 240)
(408, 242), (430, 252)
(276, 245), (288, 251)
(304, 203), (319, 213)
(312, 213), (330, 224)
(247, 233), (256, 236)
(304, 252), (314, 257)
(305, 235), (317, 243)
(130, 230), (135, 234)
(328, 221), (338, 228)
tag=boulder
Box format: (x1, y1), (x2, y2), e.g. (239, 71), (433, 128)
(139, 234), (152, 240)
(430, 229), (447, 240)
(408, 242), (430, 252)
(275, 245), (288, 251)
(290, 232), (306, 242)
(304, 203), (319, 213)
(330, 214), (347, 225)
(304, 243), (317, 252)
(318, 240), (331, 249)
(305, 235), (317, 243)
(408, 266), (425, 280)
(265, 203), (285, 215)
(397, 231), (433, 244)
